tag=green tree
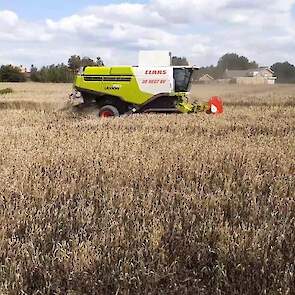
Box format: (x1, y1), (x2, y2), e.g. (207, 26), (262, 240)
(217, 53), (258, 72)
(30, 64), (40, 82)
(172, 56), (189, 66)
(81, 57), (96, 67)
(0, 65), (26, 82)
(194, 65), (223, 80)
(192, 53), (259, 81)
(68, 55), (105, 72)
(271, 62), (295, 83)
(96, 56), (104, 66)
(68, 55), (81, 72)
(30, 64), (74, 83)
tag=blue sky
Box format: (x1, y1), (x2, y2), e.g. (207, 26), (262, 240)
(0, 0), (146, 20)
(0, 0), (295, 67)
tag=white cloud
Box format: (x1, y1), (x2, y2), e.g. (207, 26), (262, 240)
(46, 15), (104, 33)
(0, 0), (295, 68)
(86, 3), (167, 27)
(0, 10), (18, 27)
(0, 10), (52, 43)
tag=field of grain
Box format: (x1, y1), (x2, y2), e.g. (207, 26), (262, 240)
(0, 83), (294, 295)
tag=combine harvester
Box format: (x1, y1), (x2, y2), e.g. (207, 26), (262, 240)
(70, 51), (223, 117)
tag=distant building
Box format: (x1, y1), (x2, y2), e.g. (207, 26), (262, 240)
(224, 67), (277, 85)
(18, 65), (31, 79)
(198, 74), (215, 84)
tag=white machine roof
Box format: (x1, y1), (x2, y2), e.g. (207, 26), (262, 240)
(138, 50), (172, 67)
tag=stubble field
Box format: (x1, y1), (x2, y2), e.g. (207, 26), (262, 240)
(0, 83), (294, 294)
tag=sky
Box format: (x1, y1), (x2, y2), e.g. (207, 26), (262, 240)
(0, 0), (295, 68)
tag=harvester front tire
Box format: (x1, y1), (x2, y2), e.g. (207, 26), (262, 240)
(98, 105), (120, 118)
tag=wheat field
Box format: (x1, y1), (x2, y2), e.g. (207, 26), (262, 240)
(0, 82), (294, 295)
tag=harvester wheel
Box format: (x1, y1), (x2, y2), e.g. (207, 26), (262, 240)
(98, 105), (120, 117)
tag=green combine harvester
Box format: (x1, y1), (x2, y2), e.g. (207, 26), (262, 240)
(70, 51), (223, 117)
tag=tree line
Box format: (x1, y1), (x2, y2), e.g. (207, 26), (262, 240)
(195, 53), (295, 83)
(1, 53), (295, 83)
(0, 55), (104, 83)
(195, 53), (258, 80)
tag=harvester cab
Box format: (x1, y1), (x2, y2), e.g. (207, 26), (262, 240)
(70, 51), (223, 117)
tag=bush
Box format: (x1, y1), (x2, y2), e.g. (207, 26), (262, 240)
(31, 64), (74, 83)
(0, 88), (13, 95)
(0, 65), (26, 82)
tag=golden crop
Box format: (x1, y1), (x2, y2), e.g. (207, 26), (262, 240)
(0, 82), (294, 294)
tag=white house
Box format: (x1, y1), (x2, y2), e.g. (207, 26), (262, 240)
(224, 67), (277, 85)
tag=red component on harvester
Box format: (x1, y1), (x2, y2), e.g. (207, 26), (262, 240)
(208, 96), (223, 114)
